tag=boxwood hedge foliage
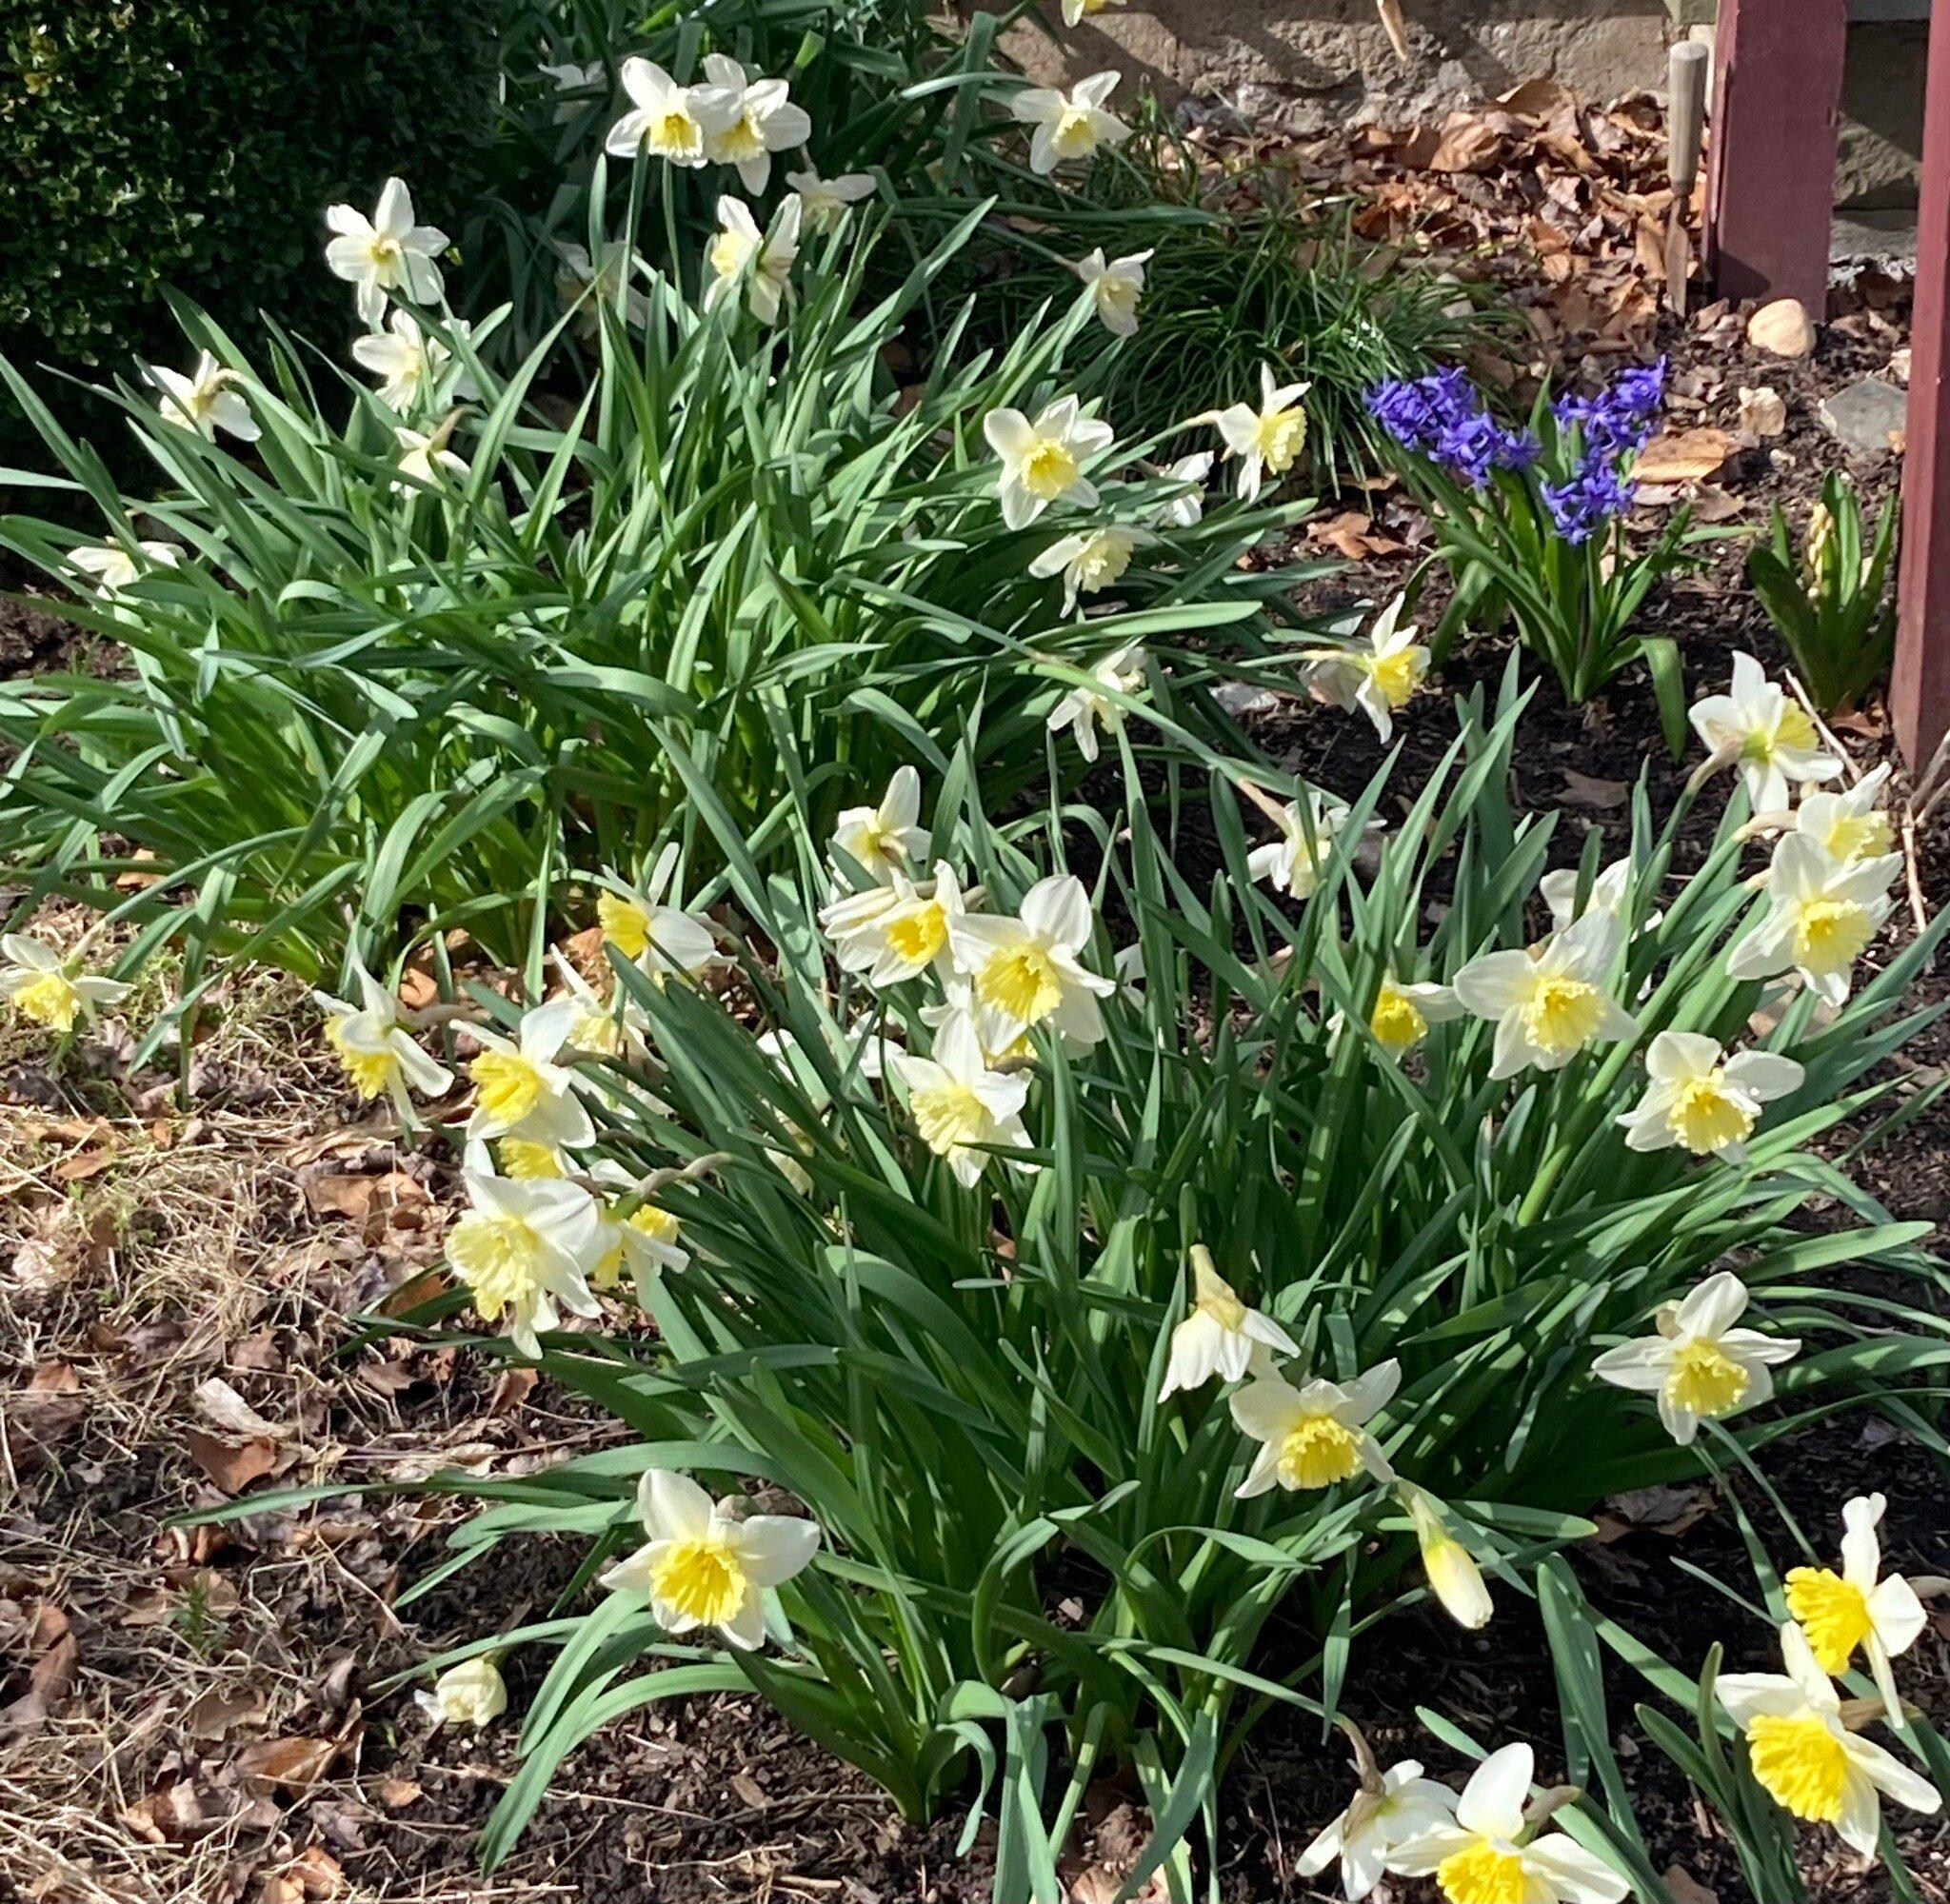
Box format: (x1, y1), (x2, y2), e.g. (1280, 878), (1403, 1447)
(0, 0), (499, 446)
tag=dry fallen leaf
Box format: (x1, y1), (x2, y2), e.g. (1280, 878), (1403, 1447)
(183, 1681), (269, 1741)
(1557, 769), (1628, 812)
(194, 1377), (289, 1440)
(184, 1426), (281, 1496)
(1663, 1866), (1721, 1904)
(1306, 509), (1406, 561)
(302, 1170), (429, 1222)
(1634, 427), (1733, 484)
(234, 1735), (342, 1792)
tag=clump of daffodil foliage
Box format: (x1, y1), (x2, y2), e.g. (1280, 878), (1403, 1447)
(8, 25), (1949, 1904)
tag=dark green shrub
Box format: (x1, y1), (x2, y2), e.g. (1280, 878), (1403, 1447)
(0, 0), (500, 438)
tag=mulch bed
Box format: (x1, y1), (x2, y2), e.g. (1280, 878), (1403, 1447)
(5, 87), (1948, 1904)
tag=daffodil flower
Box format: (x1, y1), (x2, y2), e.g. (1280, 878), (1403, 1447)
(1072, 247), (1152, 336)
(1688, 650), (1842, 813)
(0, 934), (130, 1034)
(698, 54), (812, 193)
(1616, 1031), (1802, 1161)
(1452, 909), (1639, 1079)
(415, 1654), (507, 1728)
(948, 873), (1116, 1051)
(587, 1160), (689, 1298)
(886, 1010), (1033, 1187)
(1046, 641), (1147, 762)
(1061, 0), (1129, 24)
(1331, 973), (1463, 1061)
(1244, 788), (1356, 900)
(1727, 830), (1899, 1007)
(1590, 1269), (1800, 1445)
(984, 396), (1113, 530)
(1299, 1741), (1457, 1902)
(1387, 1744), (1629, 1904)
(352, 308), (476, 410)
(556, 241), (652, 332)
(147, 350), (259, 442)
(1010, 71), (1131, 174)
(786, 165), (876, 233)
(1029, 526), (1148, 615)
(1785, 1493), (1929, 1726)
(313, 954), (452, 1116)
(1214, 365), (1311, 501)
(821, 860), (967, 988)
(1158, 1246), (1299, 1400)
(596, 849), (719, 984)
(605, 57), (739, 167)
(1792, 763), (1896, 865)
(325, 177), (448, 328)
(392, 418), (468, 493)
(70, 540), (180, 597)
(547, 950), (652, 1065)
(702, 195), (801, 326)
(830, 766), (930, 884)
(1399, 1483), (1494, 1630)
(539, 57), (607, 121)
(1150, 450), (1213, 528)
(1301, 593), (1429, 743)
(447, 1170), (605, 1357)
(1539, 858), (1634, 933)
(600, 1470), (821, 1650)
(464, 1001), (598, 1150)
(1230, 1360), (1401, 1495)
(1718, 1620), (1940, 1854)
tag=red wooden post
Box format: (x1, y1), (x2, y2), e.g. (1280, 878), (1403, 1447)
(1704, 0), (1848, 313)
(1893, 10), (1950, 768)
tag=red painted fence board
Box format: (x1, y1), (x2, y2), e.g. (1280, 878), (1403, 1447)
(1704, 0), (1848, 313)
(1893, 7), (1950, 767)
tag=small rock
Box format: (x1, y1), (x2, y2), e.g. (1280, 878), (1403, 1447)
(1891, 345), (1913, 383)
(1818, 376), (1909, 460)
(1737, 385), (1786, 437)
(1747, 296), (1815, 356)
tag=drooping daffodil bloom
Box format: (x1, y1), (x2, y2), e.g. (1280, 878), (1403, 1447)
(0, 934), (130, 1034)
(1399, 1483), (1494, 1631)
(352, 308), (476, 410)
(1010, 71), (1131, 175)
(1244, 787), (1357, 901)
(1687, 650), (1843, 814)
(446, 1171), (605, 1357)
(1727, 830), (1900, 1007)
(1072, 247), (1152, 337)
(1214, 364), (1311, 502)
(313, 954), (453, 1117)
(540, 57), (607, 119)
(786, 166), (876, 233)
(392, 418), (468, 494)
(1157, 1246), (1299, 1401)
(1792, 764), (1895, 864)
(1046, 641), (1147, 763)
(1590, 1269), (1800, 1446)
(1341, 973), (1464, 1061)
(147, 350), (259, 443)
(1302, 593), (1429, 744)
(1451, 908), (1639, 1080)
(1717, 1620), (1940, 1854)
(984, 396), (1113, 530)
(1299, 1737), (1457, 1902)
(830, 765), (931, 884)
(600, 1470), (821, 1650)
(415, 1654), (507, 1729)
(325, 177), (448, 328)
(556, 240), (652, 332)
(699, 54), (812, 193)
(587, 1160), (690, 1298)
(464, 1000), (598, 1150)
(1029, 526), (1148, 616)
(1230, 1359), (1401, 1495)
(948, 873), (1116, 1052)
(704, 194), (801, 326)
(1616, 1031), (1803, 1162)
(1387, 1743), (1630, 1904)
(547, 950), (652, 1065)
(1785, 1493), (1929, 1727)
(1540, 858), (1634, 934)
(604, 57), (739, 167)
(70, 539), (180, 598)
(1150, 449), (1213, 529)
(821, 860), (967, 988)
(596, 848), (719, 984)
(886, 1009), (1033, 1188)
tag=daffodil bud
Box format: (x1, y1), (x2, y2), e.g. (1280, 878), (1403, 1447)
(416, 1653), (508, 1728)
(1403, 1484), (1493, 1631)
